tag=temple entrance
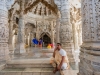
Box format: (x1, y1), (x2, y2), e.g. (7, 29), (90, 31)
(42, 34), (51, 47)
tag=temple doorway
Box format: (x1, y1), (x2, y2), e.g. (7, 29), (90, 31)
(43, 34), (51, 47)
(40, 33), (51, 47)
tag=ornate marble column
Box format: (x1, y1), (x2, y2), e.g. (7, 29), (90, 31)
(74, 23), (79, 50)
(78, 0), (100, 75)
(46, 7), (49, 16)
(51, 21), (54, 44)
(54, 0), (75, 62)
(36, 21), (39, 40)
(14, 0), (25, 54)
(8, 18), (13, 52)
(78, 24), (82, 46)
(28, 32), (31, 47)
(0, 0), (14, 62)
(56, 11), (60, 43)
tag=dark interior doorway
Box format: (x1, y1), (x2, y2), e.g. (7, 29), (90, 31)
(42, 34), (51, 47)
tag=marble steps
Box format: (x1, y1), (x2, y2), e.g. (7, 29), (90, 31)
(0, 68), (57, 75)
(6, 59), (52, 68)
(0, 69), (78, 75)
(0, 59), (61, 75)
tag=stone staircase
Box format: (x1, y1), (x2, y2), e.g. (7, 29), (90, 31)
(0, 47), (79, 75)
(0, 59), (60, 75)
(0, 58), (78, 75)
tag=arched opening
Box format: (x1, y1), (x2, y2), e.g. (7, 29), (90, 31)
(42, 34), (51, 47)
(40, 32), (51, 47)
(25, 23), (36, 47)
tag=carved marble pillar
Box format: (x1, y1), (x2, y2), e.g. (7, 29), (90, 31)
(41, 6), (44, 16)
(60, 0), (74, 62)
(51, 21), (54, 44)
(46, 7), (49, 16)
(78, 0), (100, 75)
(12, 34), (17, 50)
(14, 0), (25, 54)
(73, 23), (79, 50)
(0, 0), (14, 62)
(56, 18), (60, 43)
(78, 25), (82, 46)
(0, 0), (9, 62)
(8, 19), (13, 52)
(28, 33), (31, 47)
(36, 21), (39, 40)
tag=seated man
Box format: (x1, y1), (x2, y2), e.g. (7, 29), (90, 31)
(50, 43), (70, 73)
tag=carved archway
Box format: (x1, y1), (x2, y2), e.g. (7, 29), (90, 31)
(40, 32), (51, 47)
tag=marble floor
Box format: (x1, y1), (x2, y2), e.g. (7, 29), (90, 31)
(10, 47), (54, 60)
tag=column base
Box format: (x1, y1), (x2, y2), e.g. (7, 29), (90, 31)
(0, 43), (10, 62)
(14, 43), (25, 55)
(78, 46), (100, 75)
(9, 44), (14, 54)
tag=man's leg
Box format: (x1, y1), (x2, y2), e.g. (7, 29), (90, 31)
(50, 57), (56, 67)
(50, 57), (58, 73)
(61, 63), (67, 70)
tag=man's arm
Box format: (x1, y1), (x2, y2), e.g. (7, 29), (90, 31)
(53, 47), (57, 58)
(53, 51), (55, 58)
(58, 56), (65, 70)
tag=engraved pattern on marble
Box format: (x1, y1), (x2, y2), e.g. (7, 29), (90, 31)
(82, 0), (100, 42)
(0, 0), (14, 63)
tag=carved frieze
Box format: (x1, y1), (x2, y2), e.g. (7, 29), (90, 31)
(82, 0), (100, 42)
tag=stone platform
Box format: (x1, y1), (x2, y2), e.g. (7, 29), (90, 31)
(0, 47), (79, 75)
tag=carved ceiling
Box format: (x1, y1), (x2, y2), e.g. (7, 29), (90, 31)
(28, 2), (54, 16)
(24, 0), (58, 15)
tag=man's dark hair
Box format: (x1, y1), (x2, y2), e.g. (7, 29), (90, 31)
(57, 43), (61, 46)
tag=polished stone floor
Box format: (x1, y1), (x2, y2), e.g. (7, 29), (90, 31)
(10, 47), (54, 60)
